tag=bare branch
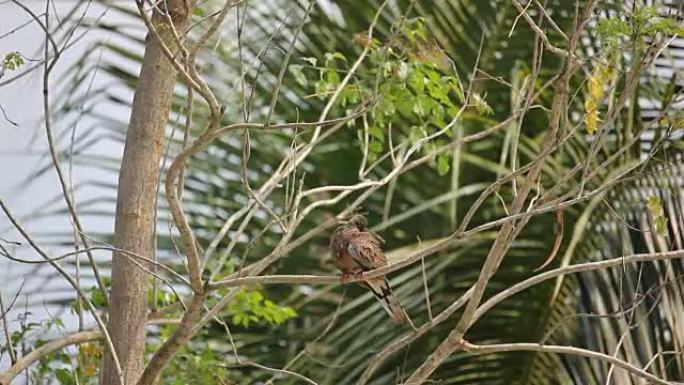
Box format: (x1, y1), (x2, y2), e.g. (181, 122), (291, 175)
(463, 341), (672, 385)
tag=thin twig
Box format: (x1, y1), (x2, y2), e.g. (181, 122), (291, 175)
(0, 290), (17, 365)
(0, 199), (122, 383)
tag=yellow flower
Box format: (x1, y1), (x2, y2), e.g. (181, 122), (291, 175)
(78, 342), (103, 378)
(584, 107), (600, 135)
(584, 60), (612, 134)
(587, 75), (603, 101)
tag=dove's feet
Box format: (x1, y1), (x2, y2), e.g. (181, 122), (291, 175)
(340, 271), (363, 283)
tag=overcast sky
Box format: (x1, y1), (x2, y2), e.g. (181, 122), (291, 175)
(0, 1), (137, 344)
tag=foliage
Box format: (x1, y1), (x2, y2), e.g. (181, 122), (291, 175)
(226, 289), (297, 327)
(646, 195), (668, 237)
(161, 347), (231, 385)
(71, 277), (111, 312)
(77, 342), (103, 379)
(598, 6), (684, 47)
(297, 17), (468, 173)
(1, 313), (100, 385)
(0, 51), (24, 77)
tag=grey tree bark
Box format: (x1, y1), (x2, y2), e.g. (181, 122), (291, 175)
(99, 3), (191, 384)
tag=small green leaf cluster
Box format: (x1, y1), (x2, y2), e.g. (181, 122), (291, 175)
(3, 314), (65, 370)
(288, 18), (481, 176)
(2, 51), (24, 72)
(647, 196), (668, 237)
(162, 347), (230, 385)
(50, 341), (103, 385)
(369, 53), (465, 175)
(149, 285), (179, 308)
(2, 313), (99, 385)
(598, 7), (684, 48)
(70, 277), (111, 312)
(660, 112), (684, 129)
(227, 289), (297, 327)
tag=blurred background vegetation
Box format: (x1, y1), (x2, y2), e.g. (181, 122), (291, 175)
(2, 0), (684, 384)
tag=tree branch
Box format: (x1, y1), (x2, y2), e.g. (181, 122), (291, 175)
(462, 341), (674, 385)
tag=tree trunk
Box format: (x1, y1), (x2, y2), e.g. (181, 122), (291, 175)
(100, 3), (191, 385)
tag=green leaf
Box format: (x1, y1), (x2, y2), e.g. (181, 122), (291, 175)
(394, 87), (414, 113)
(302, 57), (317, 66)
(325, 69), (340, 87)
(324, 51), (347, 66)
(283, 307), (297, 318)
(413, 94), (436, 117)
(409, 125), (425, 145)
(55, 368), (75, 385)
(233, 313), (248, 327)
(46, 318), (65, 329)
(427, 77), (450, 105)
(409, 67), (425, 93)
(597, 18), (631, 40)
(647, 196), (668, 236)
(2, 51), (24, 71)
(437, 153), (450, 176)
(340, 85), (359, 106)
(90, 287), (106, 308)
(369, 125), (384, 142)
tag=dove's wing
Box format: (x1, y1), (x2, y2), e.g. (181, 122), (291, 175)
(346, 232), (388, 271)
(331, 227), (365, 274)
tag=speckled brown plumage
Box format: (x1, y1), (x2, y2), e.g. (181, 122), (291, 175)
(330, 214), (406, 323)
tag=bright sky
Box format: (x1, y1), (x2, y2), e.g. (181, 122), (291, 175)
(0, 1), (139, 351)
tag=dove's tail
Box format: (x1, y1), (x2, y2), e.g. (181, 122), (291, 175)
(364, 277), (406, 323)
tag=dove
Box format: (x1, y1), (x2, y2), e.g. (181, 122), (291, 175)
(330, 214), (406, 323)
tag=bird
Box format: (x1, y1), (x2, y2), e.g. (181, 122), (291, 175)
(329, 214), (406, 323)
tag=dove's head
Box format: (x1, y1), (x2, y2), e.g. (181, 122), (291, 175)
(347, 214), (367, 230)
(334, 214), (368, 233)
